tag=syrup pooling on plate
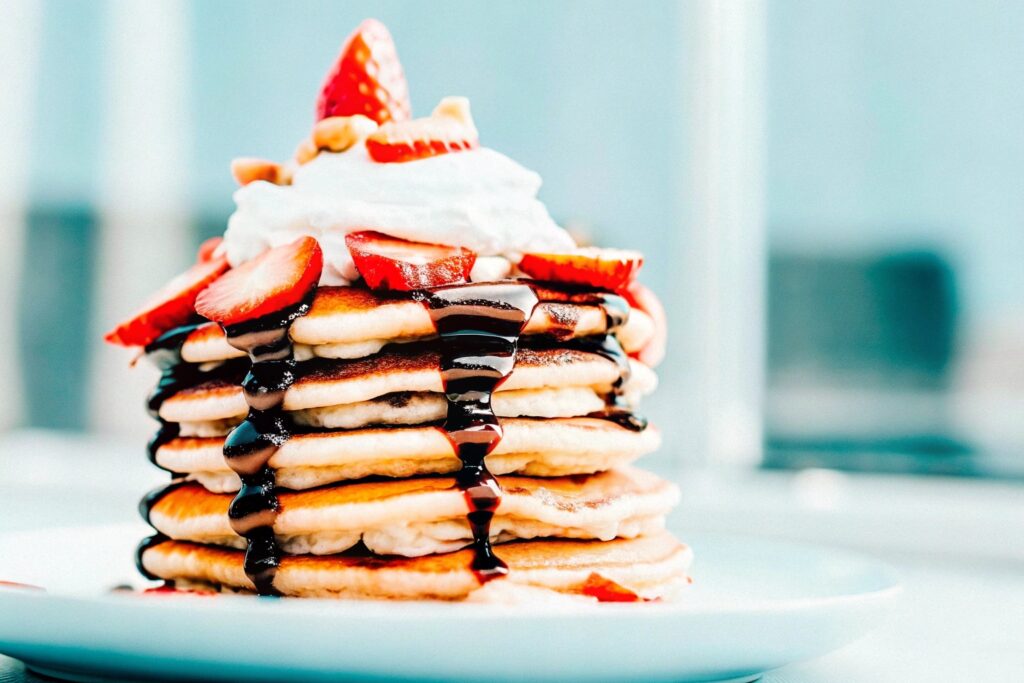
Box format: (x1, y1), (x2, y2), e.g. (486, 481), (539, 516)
(418, 282), (539, 583)
(220, 297), (315, 595)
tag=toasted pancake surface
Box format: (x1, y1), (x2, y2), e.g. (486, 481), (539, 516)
(156, 418), (661, 490)
(180, 285), (654, 363)
(148, 467), (679, 557)
(140, 531), (692, 600)
(158, 347), (656, 423)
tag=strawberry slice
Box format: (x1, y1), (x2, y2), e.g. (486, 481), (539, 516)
(518, 247), (643, 291)
(195, 236), (323, 326)
(142, 584), (217, 597)
(623, 282), (667, 367)
(316, 18), (411, 124)
(0, 580), (44, 591)
(104, 256), (230, 347)
(345, 231), (476, 291)
(580, 573), (643, 602)
(196, 236), (222, 263)
(366, 97), (478, 163)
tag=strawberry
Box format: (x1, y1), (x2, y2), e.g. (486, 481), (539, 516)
(0, 580), (44, 591)
(142, 584), (216, 596)
(580, 573), (643, 602)
(195, 236), (323, 326)
(316, 18), (411, 124)
(345, 231), (476, 291)
(623, 281), (666, 367)
(366, 96), (478, 163)
(104, 256), (230, 348)
(518, 247), (643, 291)
(196, 236), (222, 263)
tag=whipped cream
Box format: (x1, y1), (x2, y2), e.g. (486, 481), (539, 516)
(223, 144), (575, 285)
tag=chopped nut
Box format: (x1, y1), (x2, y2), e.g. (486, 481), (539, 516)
(230, 158), (285, 186)
(294, 137), (318, 165)
(432, 96), (472, 123)
(313, 115), (378, 153)
(278, 161), (296, 185)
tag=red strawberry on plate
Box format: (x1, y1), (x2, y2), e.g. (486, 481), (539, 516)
(345, 231), (476, 291)
(316, 18), (411, 124)
(580, 573), (644, 602)
(623, 281), (667, 367)
(195, 236), (323, 326)
(104, 256), (230, 347)
(518, 247), (643, 292)
(366, 97), (478, 163)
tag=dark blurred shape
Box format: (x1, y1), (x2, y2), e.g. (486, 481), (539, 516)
(768, 250), (957, 387)
(18, 207), (97, 430)
(763, 248), (993, 476)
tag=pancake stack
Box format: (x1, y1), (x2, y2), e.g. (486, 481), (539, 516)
(105, 19), (692, 602)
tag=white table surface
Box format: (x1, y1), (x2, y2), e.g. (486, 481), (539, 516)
(1, 430), (1022, 681)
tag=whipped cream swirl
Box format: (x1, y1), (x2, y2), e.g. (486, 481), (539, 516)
(223, 144), (575, 285)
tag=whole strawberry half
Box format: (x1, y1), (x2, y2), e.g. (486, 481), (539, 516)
(345, 231), (476, 291)
(104, 256), (230, 348)
(316, 18), (411, 124)
(195, 236), (323, 326)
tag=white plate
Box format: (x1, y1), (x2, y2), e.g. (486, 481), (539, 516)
(0, 524), (899, 682)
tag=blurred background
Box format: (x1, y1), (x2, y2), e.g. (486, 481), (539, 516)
(2, 3), (1023, 677)
(1, 0), (1023, 481)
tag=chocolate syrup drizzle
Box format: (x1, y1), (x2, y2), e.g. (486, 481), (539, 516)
(534, 288), (646, 431)
(580, 292), (647, 431)
(134, 481), (191, 580)
(416, 282), (539, 583)
(134, 324), (243, 582)
(133, 280), (644, 591)
(135, 533), (171, 581)
(219, 298), (313, 595)
(144, 323), (209, 471)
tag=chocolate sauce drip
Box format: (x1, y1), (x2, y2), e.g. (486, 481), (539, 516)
(134, 533), (169, 581)
(220, 299), (313, 596)
(143, 323), (204, 470)
(576, 292), (647, 431)
(417, 283), (539, 583)
(578, 334), (649, 432)
(592, 291), (630, 332)
(519, 287), (644, 430)
(136, 324), (238, 587)
(143, 323), (245, 469)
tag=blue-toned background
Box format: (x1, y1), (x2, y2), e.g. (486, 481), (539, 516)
(4, 0), (1023, 476)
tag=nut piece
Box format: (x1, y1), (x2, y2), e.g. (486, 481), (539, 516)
(231, 158), (285, 186)
(278, 161), (296, 185)
(432, 96), (473, 123)
(294, 137), (318, 165)
(313, 115), (378, 153)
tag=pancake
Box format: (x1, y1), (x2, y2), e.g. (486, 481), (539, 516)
(157, 417), (662, 491)
(158, 346), (657, 424)
(147, 467), (679, 557)
(140, 530), (692, 601)
(176, 386), (613, 435)
(179, 285), (655, 364)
